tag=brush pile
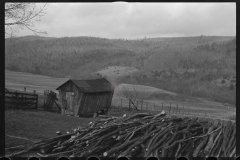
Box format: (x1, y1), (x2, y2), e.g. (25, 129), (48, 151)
(7, 112), (236, 157)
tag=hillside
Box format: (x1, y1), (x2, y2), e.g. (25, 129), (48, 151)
(5, 35), (236, 104)
(5, 35), (235, 77)
(5, 70), (236, 120)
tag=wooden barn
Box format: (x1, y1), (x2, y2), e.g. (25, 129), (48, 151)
(56, 78), (114, 117)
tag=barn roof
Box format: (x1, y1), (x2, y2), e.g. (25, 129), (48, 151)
(56, 78), (114, 93)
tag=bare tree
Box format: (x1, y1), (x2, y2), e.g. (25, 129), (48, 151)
(119, 84), (153, 111)
(5, 3), (47, 37)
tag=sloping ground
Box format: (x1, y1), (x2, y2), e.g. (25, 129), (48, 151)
(6, 112), (236, 157)
(146, 36), (234, 45)
(5, 70), (235, 120)
(96, 66), (138, 81)
(5, 70), (67, 93)
(113, 83), (236, 120)
(114, 83), (178, 96)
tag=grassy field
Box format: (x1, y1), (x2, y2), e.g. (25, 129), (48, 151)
(5, 105), (144, 149)
(5, 109), (101, 148)
(5, 70), (68, 93)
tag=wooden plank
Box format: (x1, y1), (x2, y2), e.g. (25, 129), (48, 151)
(5, 101), (34, 104)
(49, 96), (55, 111)
(74, 92), (83, 117)
(131, 101), (139, 111)
(54, 101), (61, 111)
(36, 94), (38, 109)
(5, 97), (38, 101)
(5, 93), (37, 98)
(45, 93), (50, 110)
(43, 91), (46, 108)
(5, 92), (38, 96)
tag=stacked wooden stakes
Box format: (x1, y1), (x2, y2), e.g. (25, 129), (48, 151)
(43, 90), (61, 111)
(7, 112), (236, 157)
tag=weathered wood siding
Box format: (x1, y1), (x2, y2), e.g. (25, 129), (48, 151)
(58, 81), (114, 117)
(73, 89), (84, 116)
(58, 81), (79, 114)
(79, 92), (113, 117)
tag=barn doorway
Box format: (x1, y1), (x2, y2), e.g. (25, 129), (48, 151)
(66, 91), (74, 114)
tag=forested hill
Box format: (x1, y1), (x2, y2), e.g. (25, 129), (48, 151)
(5, 35), (235, 78)
(5, 35), (236, 104)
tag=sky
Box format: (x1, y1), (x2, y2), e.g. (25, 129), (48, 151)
(8, 2), (236, 39)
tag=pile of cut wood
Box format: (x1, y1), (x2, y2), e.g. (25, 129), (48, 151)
(6, 112), (236, 157)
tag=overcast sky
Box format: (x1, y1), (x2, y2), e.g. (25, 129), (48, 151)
(10, 2), (236, 39)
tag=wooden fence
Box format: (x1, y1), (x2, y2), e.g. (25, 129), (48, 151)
(111, 97), (235, 120)
(5, 90), (38, 109)
(43, 90), (61, 111)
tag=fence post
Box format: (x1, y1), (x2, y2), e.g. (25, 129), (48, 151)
(177, 105), (178, 114)
(146, 102), (148, 111)
(141, 100), (143, 110)
(34, 90), (36, 94)
(154, 103), (155, 110)
(24, 87), (26, 92)
(11, 92), (13, 108)
(43, 91), (46, 108)
(36, 94), (38, 109)
(16, 91), (19, 109)
(162, 102), (163, 111)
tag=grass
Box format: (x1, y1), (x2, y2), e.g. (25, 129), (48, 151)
(5, 109), (101, 148)
(4, 106), (138, 149)
(5, 70), (68, 93)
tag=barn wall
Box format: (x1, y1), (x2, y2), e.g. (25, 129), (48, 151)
(106, 91), (114, 110)
(73, 89), (84, 116)
(58, 80), (114, 117)
(58, 81), (80, 114)
(79, 92), (113, 117)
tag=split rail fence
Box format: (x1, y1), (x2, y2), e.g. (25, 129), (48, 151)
(5, 88), (38, 109)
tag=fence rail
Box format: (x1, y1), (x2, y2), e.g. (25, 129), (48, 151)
(111, 97), (235, 121)
(5, 90), (38, 109)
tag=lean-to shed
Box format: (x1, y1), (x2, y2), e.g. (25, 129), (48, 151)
(56, 78), (114, 117)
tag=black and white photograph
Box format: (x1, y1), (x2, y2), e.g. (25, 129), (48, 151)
(5, 2), (236, 157)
